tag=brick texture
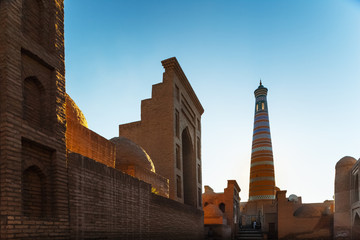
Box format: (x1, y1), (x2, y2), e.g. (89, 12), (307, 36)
(0, 0), (69, 239)
(66, 118), (116, 168)
(277, 191), (333, 240)
(68, 153), (204, 240)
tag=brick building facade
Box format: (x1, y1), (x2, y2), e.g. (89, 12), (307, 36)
(119, 57), (204, 208)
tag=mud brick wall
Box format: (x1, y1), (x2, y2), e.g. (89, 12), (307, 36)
(68, 153), (203, 240)
(66, 119), (116, 168)
(149, 194), (204, 240)
(119, 165), (169, 198)
(0, 0), (70, 239)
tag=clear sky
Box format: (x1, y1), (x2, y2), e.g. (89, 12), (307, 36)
(64, 0), (360, 203)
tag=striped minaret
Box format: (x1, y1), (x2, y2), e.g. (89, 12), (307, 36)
(249, 81), (276, 201)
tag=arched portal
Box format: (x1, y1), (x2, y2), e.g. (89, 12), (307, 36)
(353, 213), (360, 239)
(182, 127), (196, 207)
(219, 203), (225, 213)
(23, 77), (45, 129)
(355, 174), (359, 202)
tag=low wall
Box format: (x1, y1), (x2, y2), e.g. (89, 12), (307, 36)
(149, 194), (204, 239)
(119, 165), (169, 198)
(68, 153), (203, 240)
(66, 119), (115, 168)
(278, 197), (333, 239)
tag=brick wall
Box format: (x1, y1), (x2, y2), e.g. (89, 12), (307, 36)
(68, 153), (204, 240)
(0, 0), (69, 238)
(66, 118), (116, 168)
(277, 191), (333, 239)
(149, 194), (204, 240)
(119, 165), (170, 198)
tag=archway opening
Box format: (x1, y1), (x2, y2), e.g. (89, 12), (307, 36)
(355, 174), (359, 202)
(219, 203), (225, 213)
(182, 128), (196, 207)
(352, 213), (360, 239)
(23, 77), (45, 129)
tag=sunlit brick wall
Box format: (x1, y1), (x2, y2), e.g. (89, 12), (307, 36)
(66, 118), (116, 168)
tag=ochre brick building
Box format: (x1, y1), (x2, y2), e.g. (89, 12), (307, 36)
(0, 0), (204, 239)
(202, 181), (240, 239)
(119, 57), (204, 208)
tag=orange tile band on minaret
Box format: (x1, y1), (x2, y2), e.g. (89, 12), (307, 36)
(249, 81), (276, 201)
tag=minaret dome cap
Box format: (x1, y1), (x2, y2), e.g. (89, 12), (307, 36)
(254, 80), (268, 97)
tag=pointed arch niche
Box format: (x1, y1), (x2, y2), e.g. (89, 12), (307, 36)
(352, 213), (360, 239)
(182, 127), (196, 207)
(23, 76), (45, 129)
(21, 138), (54, 218)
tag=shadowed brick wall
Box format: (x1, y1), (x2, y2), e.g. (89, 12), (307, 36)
(0, 0), (69, 239)
(149, 194), (204, 239)
(68, 153), (204, 240)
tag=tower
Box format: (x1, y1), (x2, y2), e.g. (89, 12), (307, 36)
(249, 81), (276, 201)
(0, 0), (69, 238)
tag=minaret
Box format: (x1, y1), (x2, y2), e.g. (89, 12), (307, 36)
(249, 81), (276, 201)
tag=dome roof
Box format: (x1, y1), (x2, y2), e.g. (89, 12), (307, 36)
(204, 203), (224, 218)
(288, 194), (299, 202)
(336, 156), (357, 169)
(293, 205), (321, 218)
(65, 94), (88, 128)
(110, 136), (155, 173)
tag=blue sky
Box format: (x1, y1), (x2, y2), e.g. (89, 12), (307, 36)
(64, 0), (360, 203)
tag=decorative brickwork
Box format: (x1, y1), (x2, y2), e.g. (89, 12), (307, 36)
(249, 82), (276, 201)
